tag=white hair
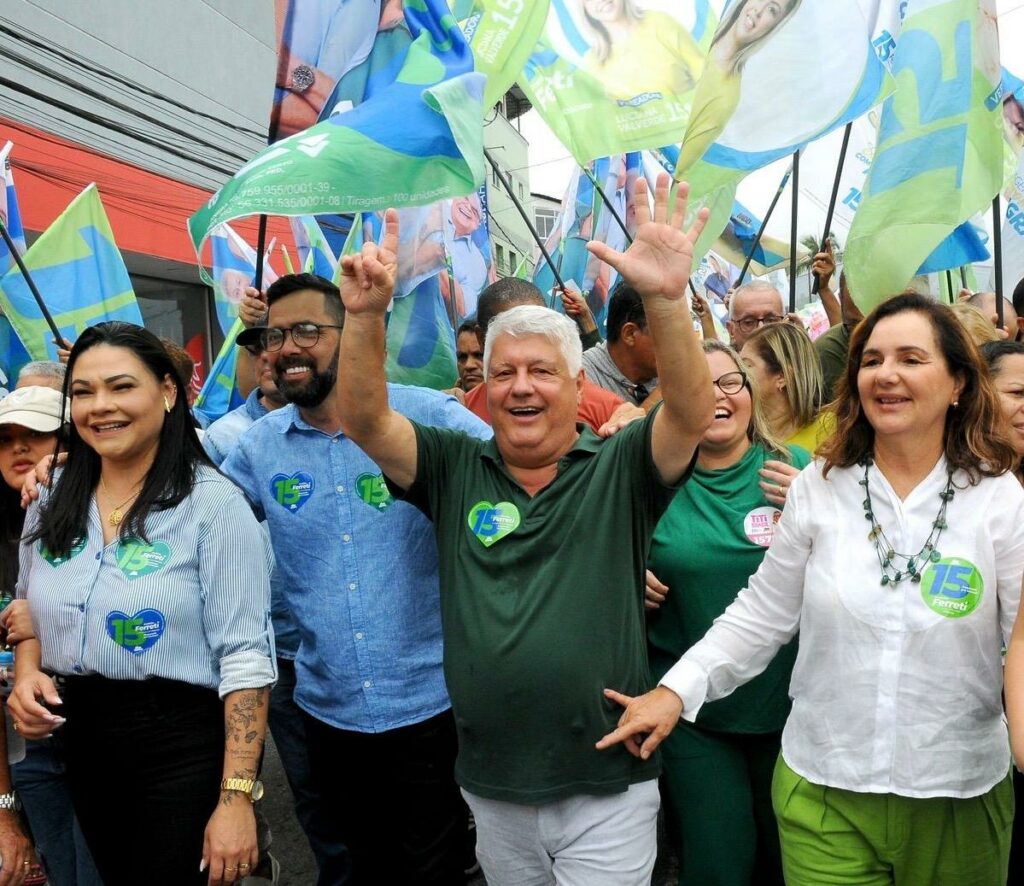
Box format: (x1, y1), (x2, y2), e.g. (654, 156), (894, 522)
(18, 361), (66, 383)
(484, 305), (583, 379)
(729, 280), (784, 319)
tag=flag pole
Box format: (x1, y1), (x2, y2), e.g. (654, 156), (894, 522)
(736, 164), (793, 286)
(0, 218), (63, 342)
(993, 195), (1004, 328)
(945, 269), (955, 304)
(484, 149), (566, 293)
(959, 266), (968, 290)
(789, 150), (800, 313)
(812, 122), (851, 296)
(582, 166), (633, 246)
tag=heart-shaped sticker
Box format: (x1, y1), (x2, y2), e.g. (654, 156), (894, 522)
(116, 539), (172, 579)
(355, 472), (394, 512)
(106, 608), (166, 655)
(467, 501), (521, 547)
(270, 472), (315, 512)
(40, 536), (87, 567)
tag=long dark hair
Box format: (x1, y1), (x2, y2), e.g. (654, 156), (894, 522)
(819, 293), (1016, 481)
(31, 322), (215, 557)
(1, 485), (23, 596)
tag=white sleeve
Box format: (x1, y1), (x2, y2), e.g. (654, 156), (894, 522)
(660, 467), (814, 721)
(995, 482), (1024, 649)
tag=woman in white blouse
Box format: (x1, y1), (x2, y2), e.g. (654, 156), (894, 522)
(598, 293), (1024, 885)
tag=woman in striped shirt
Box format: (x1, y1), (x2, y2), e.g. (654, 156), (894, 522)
(8, 322), (275, 886)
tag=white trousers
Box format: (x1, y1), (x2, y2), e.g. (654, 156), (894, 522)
(462, 780), (660, 886)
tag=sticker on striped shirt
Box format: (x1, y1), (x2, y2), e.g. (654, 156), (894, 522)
(106, 609), (166, 655)
(116, 539), (172, 579)
(39, 535), (86, 567)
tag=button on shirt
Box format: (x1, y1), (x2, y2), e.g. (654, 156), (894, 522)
(221, 383), (492, 733)
(660, 458), (1024, 799)
(18, 467), (276, 698)
(204, 390), (301, 660)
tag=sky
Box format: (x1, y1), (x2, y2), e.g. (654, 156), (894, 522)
(518, 0), (1024, 258)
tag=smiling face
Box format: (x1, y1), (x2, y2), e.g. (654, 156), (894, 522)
(735, 0), (793, 46)
(0, 424), (57, 490)
(583, 0), (624, 24)
(69, 344), (175, 468)
(991, 353), (1024, 458)
(486, 332), (583, 468)
(702, 350), (753, 460)
(266, 289), (342, 409)
(857, 311), (963, 450)
(450, 195), (483, 238)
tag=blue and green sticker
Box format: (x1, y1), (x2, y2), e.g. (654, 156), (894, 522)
(106, 609), (165, 655)
(467, 501), (521, 547)
(921, 557), (983, 619)
(271, 472), (314, 512)
(40, 535), (87, 567)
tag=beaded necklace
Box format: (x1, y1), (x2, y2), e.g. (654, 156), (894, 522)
(860, 458), (955, 586)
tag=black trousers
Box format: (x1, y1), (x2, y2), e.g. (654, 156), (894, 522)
(302, 707), (467, 886)
(58, 676), (224, 886)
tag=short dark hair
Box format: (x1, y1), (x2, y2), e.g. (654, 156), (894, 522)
(980, 338), (1024, 372)
(159, 338), (194, 391)
(457, 320), (481, 339)
(476, 278), (545, 332)
(606, 281), (647, 344)
(266, 273), (344, 325)
(31, 322), (214, 558)
(1012, 276), (1024, 319)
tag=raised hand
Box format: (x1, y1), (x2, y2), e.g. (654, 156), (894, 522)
(586, 174), (709, 302)
(339, 209), (400, 315)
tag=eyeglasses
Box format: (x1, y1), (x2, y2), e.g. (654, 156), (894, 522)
(713, 371), (748, 395)
(733, 314), (784, 333)
(242, 342), (265, 357)
(261, 323), (344, 352)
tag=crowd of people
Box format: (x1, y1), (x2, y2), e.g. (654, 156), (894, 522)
(2, 173), (1024, 886)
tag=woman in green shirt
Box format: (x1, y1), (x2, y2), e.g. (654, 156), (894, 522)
(646, 340), (809, 886)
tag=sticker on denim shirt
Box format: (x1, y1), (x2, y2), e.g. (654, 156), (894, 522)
(920, 557), (983, 618)
(467, 501), (521, 547)
(271, 472), (314, 512)
(116, 539), (172, 579)
(39, 535), (87, 567)
(743, 507), (782, 548)
(355, 472), (394, 512)
(106, 609), (165, 655)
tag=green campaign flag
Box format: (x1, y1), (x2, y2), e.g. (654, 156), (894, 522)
(460, 0), (551, 109)
(519, 1), (717, 164)
(845, 0), (1005, 313)
(189, 0), (485, 266)
(0, 184), (141, 361)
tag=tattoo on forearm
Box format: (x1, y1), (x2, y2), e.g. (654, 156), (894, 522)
(220, 688), (268, 806)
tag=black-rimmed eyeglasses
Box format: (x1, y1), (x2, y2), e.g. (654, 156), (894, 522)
(261, 323), (344, 352)
(733, 314), (783, 333)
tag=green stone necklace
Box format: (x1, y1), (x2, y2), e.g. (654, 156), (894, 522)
(860, 458), (955, 586)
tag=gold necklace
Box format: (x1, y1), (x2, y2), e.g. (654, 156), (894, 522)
(99, 477), (141, 527)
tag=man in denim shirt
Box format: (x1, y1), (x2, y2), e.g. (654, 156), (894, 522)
(223, 274), (490, 886)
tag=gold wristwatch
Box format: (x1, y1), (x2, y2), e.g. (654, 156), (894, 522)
(220, 778), (265, 802)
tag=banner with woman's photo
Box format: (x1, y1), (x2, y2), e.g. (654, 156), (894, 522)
(676, 0), (898, 260)
(520, 1), (718, 163)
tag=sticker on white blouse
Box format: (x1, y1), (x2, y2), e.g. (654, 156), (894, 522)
(467, 501), (521, 547)
(106, 609), (165, 655)
(271, 472), (314, 512)
(356, 472), (394, 512)
(39, 536), (86, 567)
(116, 539), (172, 579)
(743, 507), (782, 548)
(920, 557), (983, 618)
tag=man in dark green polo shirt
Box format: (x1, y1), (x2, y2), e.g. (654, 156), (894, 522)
(335, 175), (715, 886)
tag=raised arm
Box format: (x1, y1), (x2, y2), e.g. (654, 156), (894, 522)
(336, 209), (419, 490)
(587, 175), (715, 483)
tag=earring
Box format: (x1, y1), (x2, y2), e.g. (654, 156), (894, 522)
(951, 400), (959, 409)
(164, 396), (172, 413)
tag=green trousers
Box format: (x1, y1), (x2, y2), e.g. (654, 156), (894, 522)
(771, 756), (1014, 886)
(659, 722), (784, 886)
